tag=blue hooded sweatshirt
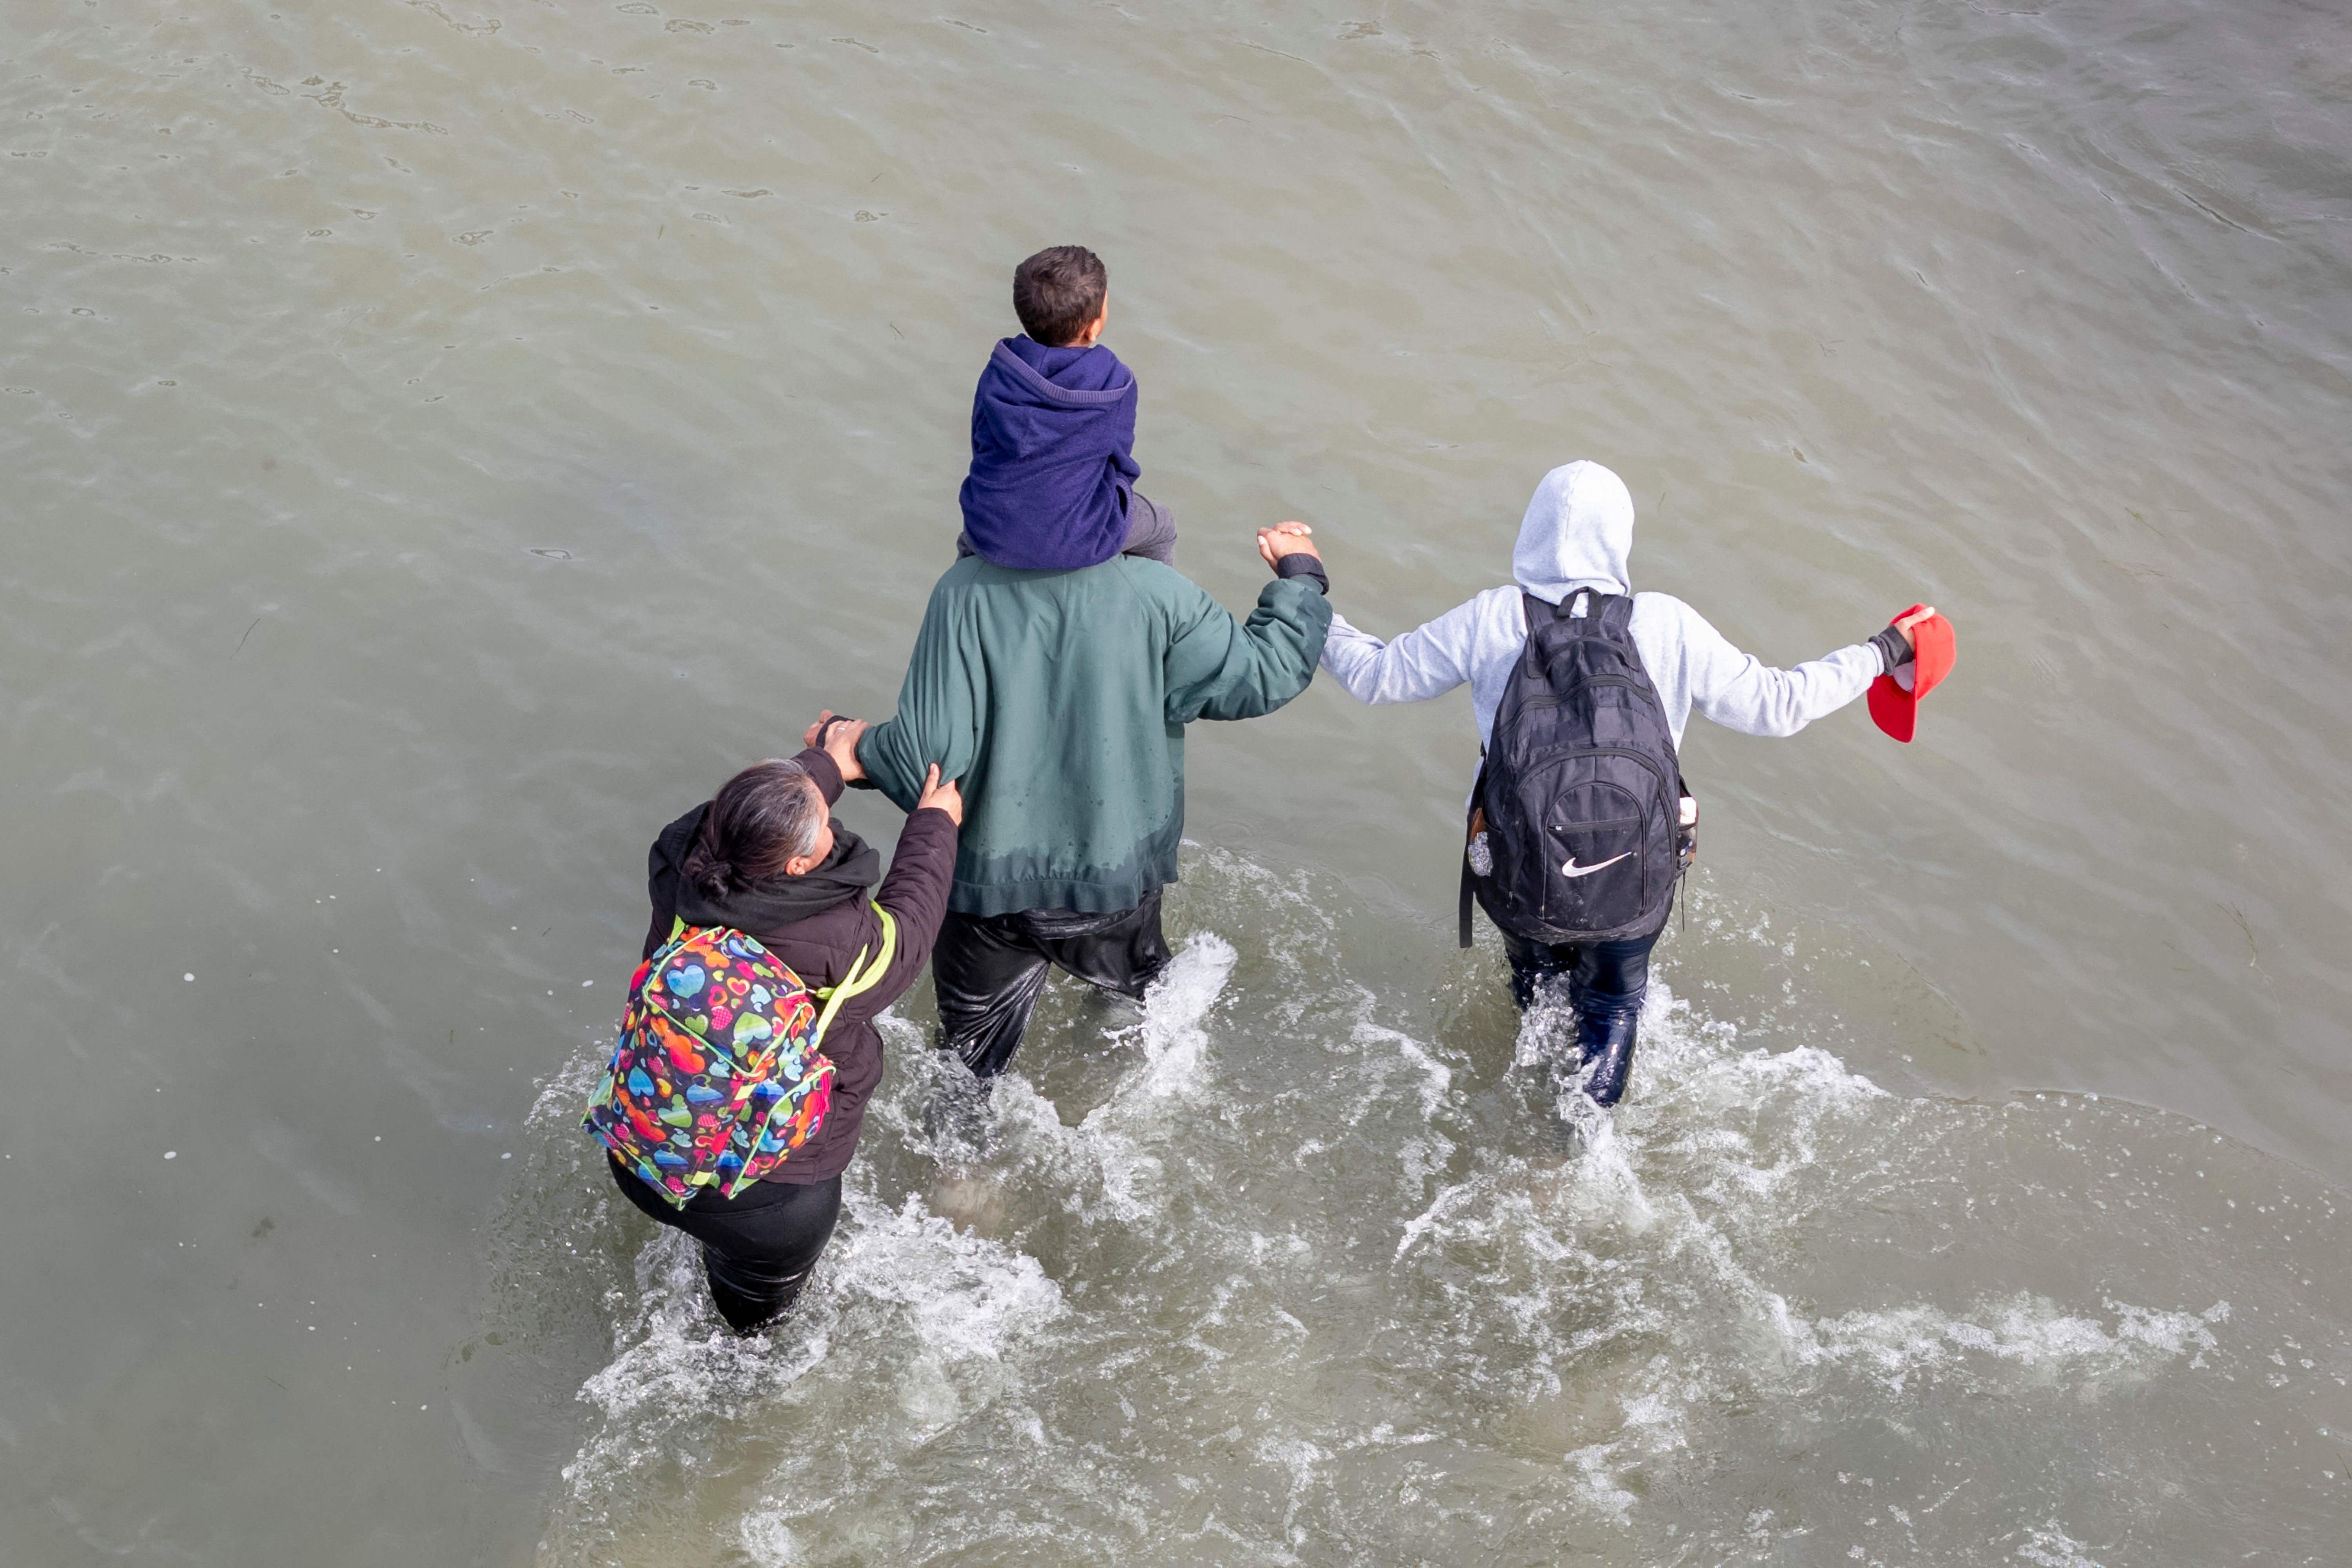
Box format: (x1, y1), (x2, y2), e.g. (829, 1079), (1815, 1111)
(958, 336), (1141, 572)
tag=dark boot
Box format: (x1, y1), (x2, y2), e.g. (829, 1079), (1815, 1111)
(1573, 1001), (1641, 1107)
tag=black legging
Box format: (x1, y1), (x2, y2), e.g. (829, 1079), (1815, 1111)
(609, 1155), (842, 1332)
(932, 889), (1172, 1079)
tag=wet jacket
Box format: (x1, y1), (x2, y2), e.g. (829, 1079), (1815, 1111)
(857, 553), (1332, 917)
(641, 747), (956, 1185)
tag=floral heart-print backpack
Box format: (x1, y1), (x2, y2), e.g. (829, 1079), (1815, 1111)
(584, 911), (895, 1207)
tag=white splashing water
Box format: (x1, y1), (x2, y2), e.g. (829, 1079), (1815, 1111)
(1773, 1295), (2224, 1392)
(2014, 1522), (2107, 1568)
(971, 931), (1237, 1226)
(519, 854), (2347, 1566)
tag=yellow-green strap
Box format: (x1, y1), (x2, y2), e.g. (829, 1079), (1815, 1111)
(808, 903), (898, 1051)
(654, 904), (897, 1056)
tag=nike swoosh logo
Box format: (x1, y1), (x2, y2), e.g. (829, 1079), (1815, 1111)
(1560, 853), (1632, 879)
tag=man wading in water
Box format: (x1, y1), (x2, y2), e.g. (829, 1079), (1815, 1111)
(834, 249), (1334, 1097)
(1319, 460), (1941, 1107)
(838, 521), (1330, 1089)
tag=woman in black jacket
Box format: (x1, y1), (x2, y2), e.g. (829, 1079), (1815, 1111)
(610, 717), (960, 1332)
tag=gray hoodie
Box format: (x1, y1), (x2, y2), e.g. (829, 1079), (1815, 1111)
(1320, 461), (1888, 775)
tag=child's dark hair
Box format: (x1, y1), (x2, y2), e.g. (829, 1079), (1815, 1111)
(682, 760), (824, 899)
(1013, 245), (1108, 346)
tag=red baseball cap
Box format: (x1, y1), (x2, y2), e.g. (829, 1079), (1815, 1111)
(1867, 605), (1955, 743)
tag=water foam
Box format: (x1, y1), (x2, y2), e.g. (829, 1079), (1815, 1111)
(953, 931), (1238, 1227)
(1775, 1295), (2225, 1392)
(1397, 979), (2233, 1528)
(2014, 1523), (2106, 1568)
(517, 853), (2338, 1565)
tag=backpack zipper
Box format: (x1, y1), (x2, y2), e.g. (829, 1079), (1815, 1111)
(1510, 745), (1679, 824)
(1502, 675), (1667, 717)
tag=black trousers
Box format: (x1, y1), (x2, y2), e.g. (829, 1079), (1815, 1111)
(609, 1155), (842, 1332)
(933, 889), (1172, 1078)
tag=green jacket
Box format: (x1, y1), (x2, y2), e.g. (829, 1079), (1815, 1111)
(857, 555), (1332, 916)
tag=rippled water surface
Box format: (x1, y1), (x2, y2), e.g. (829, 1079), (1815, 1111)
(5, 0), (2349, 1563)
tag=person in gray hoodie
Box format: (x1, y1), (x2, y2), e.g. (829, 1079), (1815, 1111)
(1319, 459), (1936, 1105)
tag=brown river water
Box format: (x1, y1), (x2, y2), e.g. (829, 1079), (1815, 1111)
(4, 0), (2350, 1563)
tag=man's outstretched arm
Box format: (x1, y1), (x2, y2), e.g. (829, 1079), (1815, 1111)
(1163, 524), (1336, 725)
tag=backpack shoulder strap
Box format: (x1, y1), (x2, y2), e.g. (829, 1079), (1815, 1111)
(1459, 858), (1474, 951)
(1590, 592), (1662, 703)
(1521, 590), (1585, 673)
(1593, 591), (1635, 641)
(1459, 754), (1487, 950)
(806, 903), (901, 1048)
(635, 916), (693, 978)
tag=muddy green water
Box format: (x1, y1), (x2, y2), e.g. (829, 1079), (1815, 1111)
(5, 1), (2350, 1563)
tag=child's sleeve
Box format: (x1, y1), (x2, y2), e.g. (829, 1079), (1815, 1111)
(1671, 597), (1880, 737)
(1318, 595), (1487, 706)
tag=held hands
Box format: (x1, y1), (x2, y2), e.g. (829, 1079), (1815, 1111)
(915, 763), (964, 826)
(802, 711), (960, 824)
(802, 710), (869, 783)
(1256, 521), (1319, 572)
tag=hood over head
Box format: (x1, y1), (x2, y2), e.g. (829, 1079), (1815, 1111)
(1511, 460), (1636, 604)
(959, 337), (1142, 572)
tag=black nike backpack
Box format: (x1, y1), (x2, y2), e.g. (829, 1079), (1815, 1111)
(1461, 590), (1689, 948)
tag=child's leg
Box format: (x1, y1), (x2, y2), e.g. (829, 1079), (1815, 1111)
(1120, 490), (1178, 565)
